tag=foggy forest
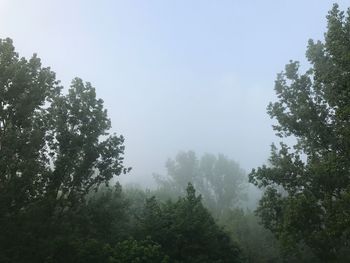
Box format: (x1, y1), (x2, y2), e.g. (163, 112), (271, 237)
(1, 1), (350, 262)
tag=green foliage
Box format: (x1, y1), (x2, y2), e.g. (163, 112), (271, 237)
(249, 4), (350, 261)
(44, 237), (169, 263)
(137, 183), (243, 263)
(0, 38), (128, 262)
(222, 209), (282, 263)
(221, 208), (318, 263)
(76, 184), (130, 243)
(0, 39), (242, 262)
(0, 38), (59, 216)
(46, 77), (130, 207)
(155, 151), (247, 217)
(111, 239), (169, 263)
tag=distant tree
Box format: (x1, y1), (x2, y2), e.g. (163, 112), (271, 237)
(249, 4), (350, 261)
(221, 209), (283, 263)
(221, 208), (318, 263)
(155, 151), (246, 217)
(0, 38), (129, 262)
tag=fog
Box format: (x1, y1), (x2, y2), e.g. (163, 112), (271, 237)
(1, 0), (348, 188)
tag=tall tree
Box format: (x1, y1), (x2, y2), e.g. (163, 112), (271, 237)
(46, 77), (129, 210)
(155, 151), (246, 217)
(249, 4), (350, 261)
(0, 38), (129, 262)
(0, 38), (59, 216)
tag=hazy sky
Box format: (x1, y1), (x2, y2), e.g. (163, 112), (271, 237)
(1, 1), (348, 186)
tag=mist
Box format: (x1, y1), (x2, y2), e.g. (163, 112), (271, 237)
(1, 0), (347, 188)
(1, 1), (350, 261)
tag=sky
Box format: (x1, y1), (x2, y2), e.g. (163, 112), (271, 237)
(0, 0), (349, 187)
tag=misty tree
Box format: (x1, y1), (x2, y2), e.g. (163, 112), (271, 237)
(137, 183), (243, 263)
(155, 151), (247, 217)
(0, 38), (129, 262)
(249, 4), (350, 261)
(0, 38), (59, 217)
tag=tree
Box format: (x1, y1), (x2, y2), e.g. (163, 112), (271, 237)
(221, 208), (318, 263)
(77, 184), (130, 244)
(45, 77), (129, 210)
(111, 239), (169, 263)
(249, 4), (350, 261)
(221, 209), (283, 263)
(0, 38), (129, 262)
(0, 38), (59, 217)
(170, 184), (242, 263)
(155, 151), (247, 217)
(46, 237), (170, 263)
(137, 183), (243, 263)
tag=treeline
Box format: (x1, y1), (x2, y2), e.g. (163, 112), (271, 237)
(133, 151), (316, 262)
(0, 38), (241, 262)
(2, 181), (242, 262)
(0, 36), (289, 262)
(1, 3), (350, 263)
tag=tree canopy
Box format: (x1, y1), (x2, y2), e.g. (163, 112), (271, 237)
(3, 4), (350, 262)
(155, 151), (247, 217)
(0, 37), (129, 262)
(0, 38), (243, 262)
(137, 183), (242, 263)
(249, 4), (350, 261)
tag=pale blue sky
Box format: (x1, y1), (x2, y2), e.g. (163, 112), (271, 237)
(1, 1), (348, 186)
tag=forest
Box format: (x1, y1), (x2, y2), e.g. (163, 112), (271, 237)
(0, 3), (350, 263)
